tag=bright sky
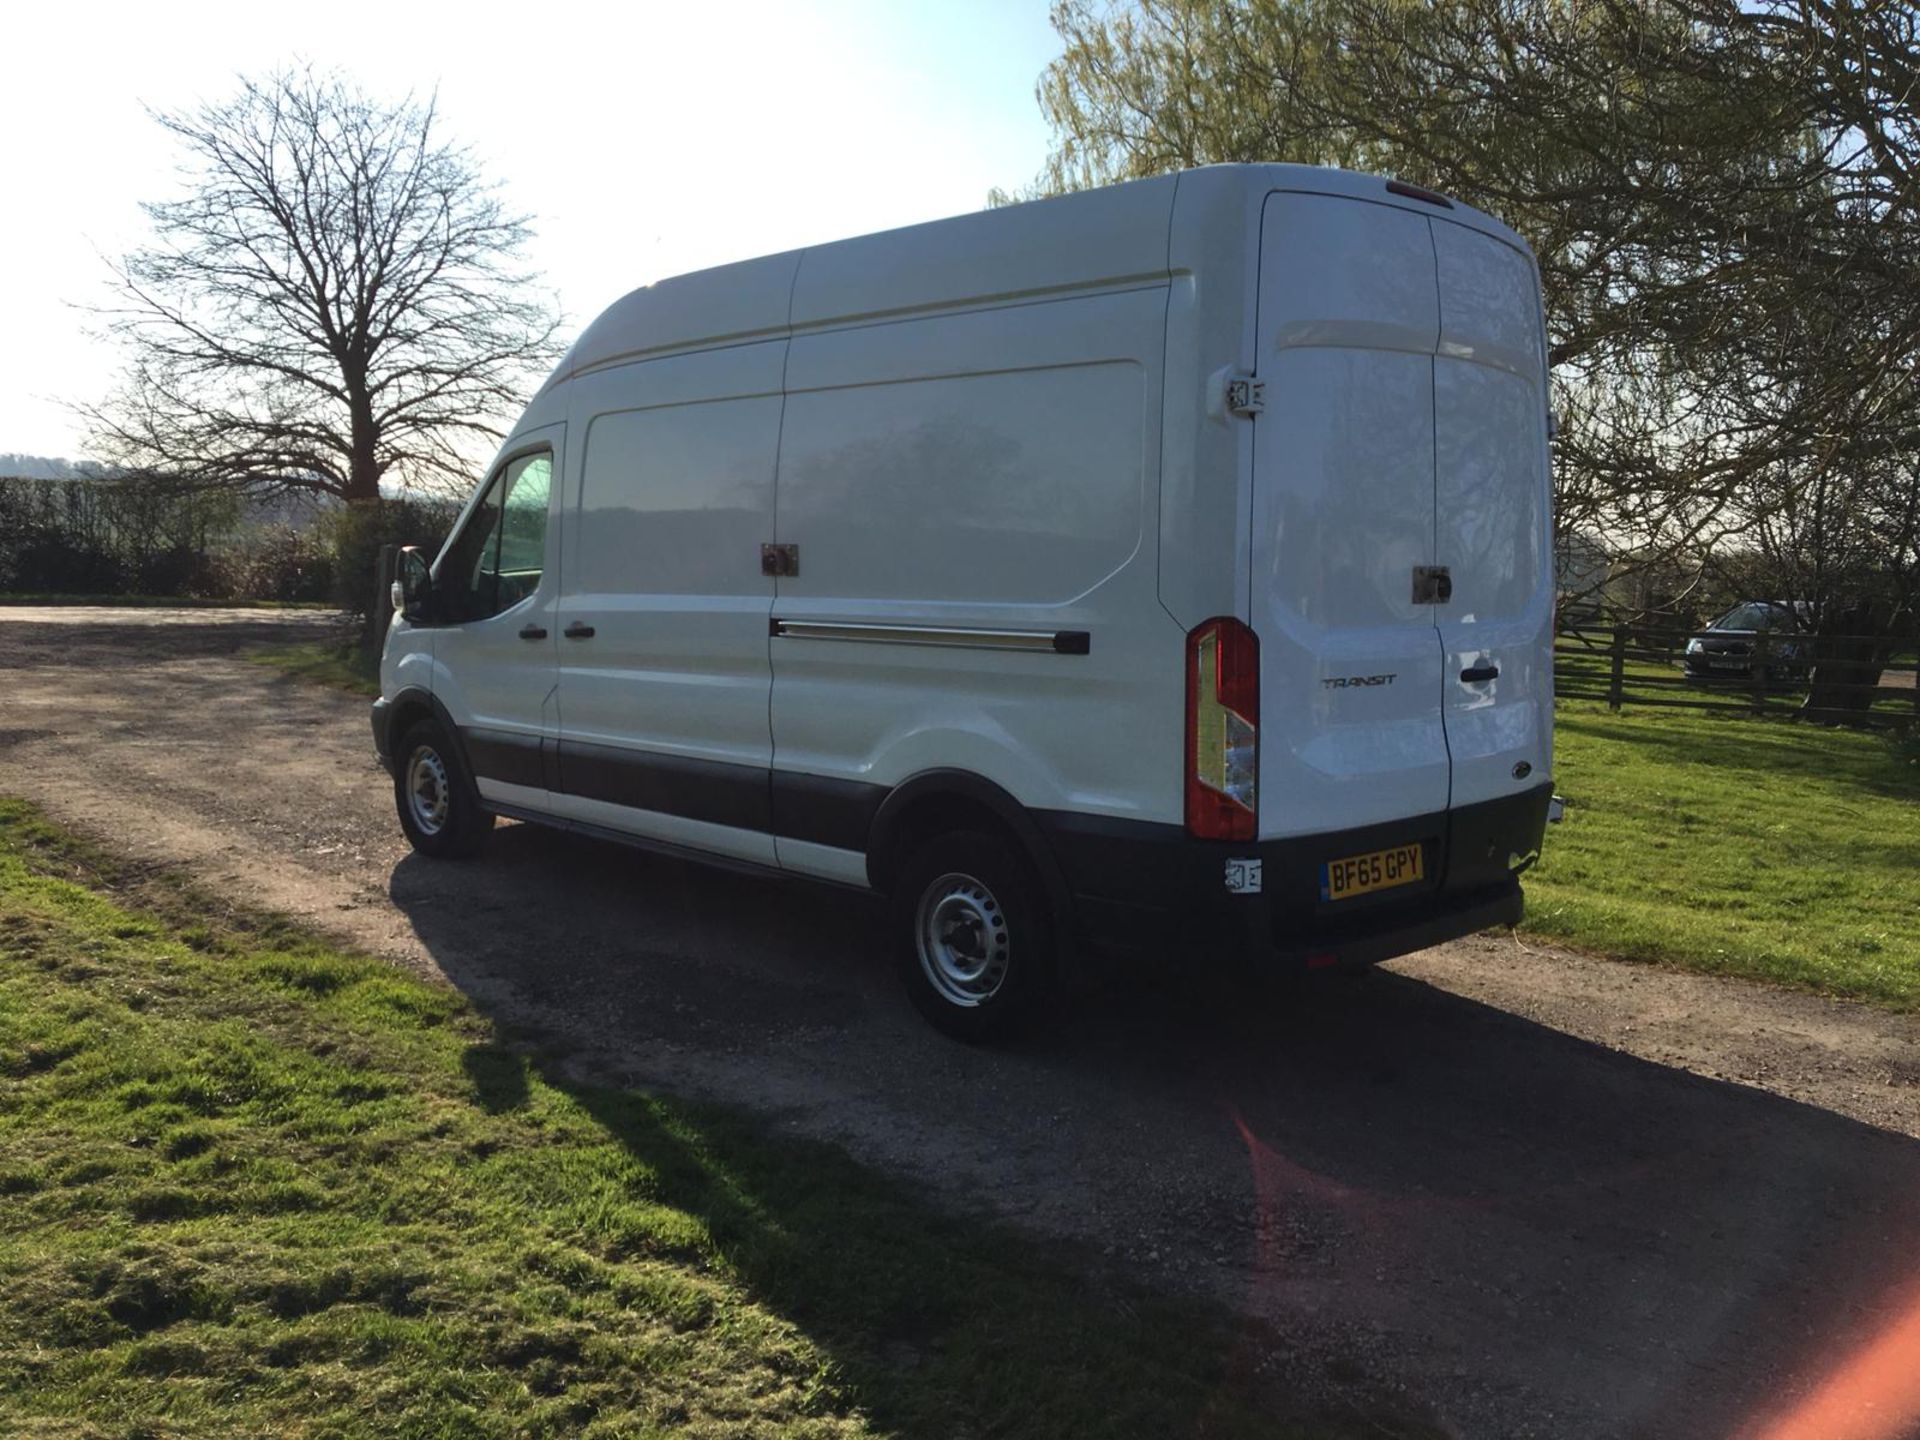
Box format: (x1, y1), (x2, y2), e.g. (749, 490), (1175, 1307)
(0, 0), (1063, 459)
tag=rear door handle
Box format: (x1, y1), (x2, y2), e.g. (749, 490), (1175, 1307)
(1460, 663), (1499, 683)
(518, 624), (548, 641)
(563, 622), (595, 640)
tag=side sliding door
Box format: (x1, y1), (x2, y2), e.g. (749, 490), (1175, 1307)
(545, 342), (785, 865)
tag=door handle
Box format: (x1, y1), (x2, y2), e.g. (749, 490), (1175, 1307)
(1412, 566), (1452, 604)
(518, 624), (548, 641)
(1460, 663), (1499, 683)
(563, 622), (595, 639)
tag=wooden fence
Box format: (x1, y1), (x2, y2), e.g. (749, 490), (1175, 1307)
(1554, 620), (1919, 727)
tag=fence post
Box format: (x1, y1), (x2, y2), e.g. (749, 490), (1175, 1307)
(1608, 624), (1626, 712)
(1750, 632), (1769, 717)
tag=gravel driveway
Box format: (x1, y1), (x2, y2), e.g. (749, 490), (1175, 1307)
(3, 606), (1918, 1440)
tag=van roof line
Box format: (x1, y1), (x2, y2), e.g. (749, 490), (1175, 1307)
(543, 165), (1530, 391)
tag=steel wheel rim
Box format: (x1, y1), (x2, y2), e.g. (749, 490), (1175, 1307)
(407, 746), (451, 837)
(915, 871), (1011, 1008)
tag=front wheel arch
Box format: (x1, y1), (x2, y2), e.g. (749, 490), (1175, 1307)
(393, 714), (494, 858)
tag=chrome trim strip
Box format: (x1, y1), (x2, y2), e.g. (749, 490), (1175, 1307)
(772, 619), (1084, 654)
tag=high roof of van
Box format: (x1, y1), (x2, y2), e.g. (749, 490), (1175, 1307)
(542, 164), (1534, 390)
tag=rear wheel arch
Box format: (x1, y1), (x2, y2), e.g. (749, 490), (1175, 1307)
(865, 770), (1072, 922)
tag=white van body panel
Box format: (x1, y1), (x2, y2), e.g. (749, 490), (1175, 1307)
(550, 252), (799, 385)
(543, 342), (785, 865)
(426, 420), (567, 812)
(1430, 220), (1555, 813)
(789, 175), (1177, 328)
(1252, 193), (1453, 838)
(770, 285), (1180, 840)
(381, 163), (1554, 965)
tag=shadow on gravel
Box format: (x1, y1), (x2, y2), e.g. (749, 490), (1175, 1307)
(0, 610), (343, 662)
(389, 822), (1920, 1440)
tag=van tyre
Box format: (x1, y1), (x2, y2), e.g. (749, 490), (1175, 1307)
(394, 718), (494, 859)
(892, 831), (1056, 1042)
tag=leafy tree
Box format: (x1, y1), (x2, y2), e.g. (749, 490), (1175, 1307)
(1012, 0), (1919, 676)
(82, 67), (563, 504)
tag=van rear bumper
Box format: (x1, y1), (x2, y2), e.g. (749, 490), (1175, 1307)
(1034, 783), (1553, 971)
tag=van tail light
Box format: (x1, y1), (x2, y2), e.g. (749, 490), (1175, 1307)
(1186, 617), (1259, 840)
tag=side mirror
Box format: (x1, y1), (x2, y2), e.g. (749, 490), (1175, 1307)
(396, 546), (435, 623)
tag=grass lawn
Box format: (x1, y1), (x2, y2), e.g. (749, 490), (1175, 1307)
(244, 638), (380, 697)
(0, 798), (1408, 1440)
(1524, 701), (1920, 1008)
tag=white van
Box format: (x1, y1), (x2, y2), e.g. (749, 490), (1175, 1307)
(374, 163), (1556, 1039)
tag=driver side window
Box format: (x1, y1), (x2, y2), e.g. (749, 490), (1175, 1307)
(439, 451), (552, 623)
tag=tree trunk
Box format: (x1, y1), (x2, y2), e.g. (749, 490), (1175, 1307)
(344, 384), (381, 503)
(1802, 601), (1889, 725)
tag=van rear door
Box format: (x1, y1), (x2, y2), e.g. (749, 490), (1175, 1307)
(1252, 190), (1552, 847)
(1431, 220), (1553, 810)
(1251, 193), (1451, 838)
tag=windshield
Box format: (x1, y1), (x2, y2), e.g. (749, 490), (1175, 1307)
(1711, 601), (1792, 632)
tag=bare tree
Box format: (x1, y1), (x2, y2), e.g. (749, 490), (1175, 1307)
(82, 67), (564, 503)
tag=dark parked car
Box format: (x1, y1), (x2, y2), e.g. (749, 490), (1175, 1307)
(1682, 601), (1811, 684)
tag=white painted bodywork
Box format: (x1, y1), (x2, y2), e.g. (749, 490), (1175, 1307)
(422, 419), (568, 810)
(1430, 221), (1555, 810)
(1249, 190), (1554, 835)
(770, 285), (1176, 859)
(1252, 193), (1453, 835)
(382, 164), (1554, 878)
(543, 343), (787, 865)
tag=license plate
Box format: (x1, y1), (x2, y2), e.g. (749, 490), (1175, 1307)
(1320, 843), (1424, 901)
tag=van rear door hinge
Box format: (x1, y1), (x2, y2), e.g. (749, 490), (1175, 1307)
(1225, 373), (1266, 417)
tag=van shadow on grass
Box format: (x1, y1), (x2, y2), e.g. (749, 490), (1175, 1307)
(391, 822), (1920, 1440)
(499, 1047), (1402, 1439)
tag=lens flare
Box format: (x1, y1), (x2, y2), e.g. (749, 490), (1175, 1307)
(1741, 1282), (1920, 1440)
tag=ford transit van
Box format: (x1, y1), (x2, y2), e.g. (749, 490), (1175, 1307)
(373, 164), (1556, 1039)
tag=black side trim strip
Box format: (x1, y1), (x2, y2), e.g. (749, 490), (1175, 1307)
(770, 770), (885, 851)
(465, 728), (546, 789)
(771, 618), (1090, 655)
(557, 740), (771, 832)
(485, 801), (801, 886)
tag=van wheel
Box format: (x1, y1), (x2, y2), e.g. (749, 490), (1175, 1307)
(892, 831), (1055, 1041)
(394, 718), (494, 858)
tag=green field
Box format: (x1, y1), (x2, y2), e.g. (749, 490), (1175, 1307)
(1523, 701), (1920, 1007)
(0, 799), (1407, 1440)
(245, 638), (380, 696)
